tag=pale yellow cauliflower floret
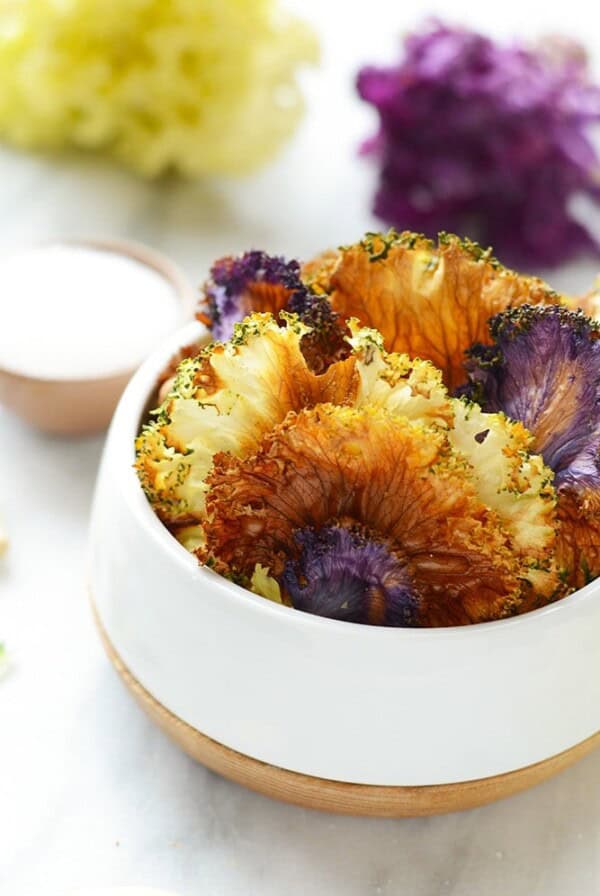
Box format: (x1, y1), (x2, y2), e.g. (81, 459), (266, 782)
(0, 0), (318, 177)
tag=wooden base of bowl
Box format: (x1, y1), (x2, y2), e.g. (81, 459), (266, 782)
(94, 604), (600, 817)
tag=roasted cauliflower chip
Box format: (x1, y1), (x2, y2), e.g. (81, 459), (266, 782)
(556, 487), (600, 590)
(304, 231), (563, 391)
(198, 249), (351, 373)
(199, 251), (302, 341)
(462, 303), (600, 587)
(200, 404), (550, 626)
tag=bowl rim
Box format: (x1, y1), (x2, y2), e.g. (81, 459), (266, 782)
(0, 237), (196, 384)
(115, 320), (600, 641)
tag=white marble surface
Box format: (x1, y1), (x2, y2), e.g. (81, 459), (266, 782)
(1, 2), (600, 894)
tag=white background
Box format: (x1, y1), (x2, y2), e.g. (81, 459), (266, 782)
(1, 1), (600, 894)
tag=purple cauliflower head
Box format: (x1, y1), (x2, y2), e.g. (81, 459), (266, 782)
(357, 22), (600, 267)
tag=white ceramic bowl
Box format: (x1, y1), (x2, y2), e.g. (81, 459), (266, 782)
(89, 322), (600, 815)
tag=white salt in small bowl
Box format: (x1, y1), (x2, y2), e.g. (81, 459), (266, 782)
(0, 239), (195, 435)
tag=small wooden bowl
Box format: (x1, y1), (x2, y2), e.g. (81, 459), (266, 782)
(89, 323), (600, 817)
(0, 239), (195, 435)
